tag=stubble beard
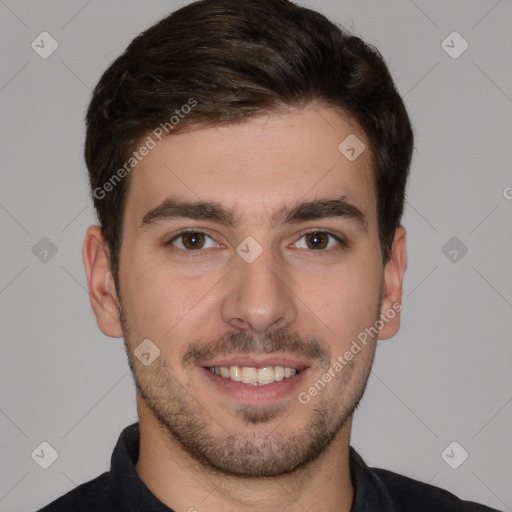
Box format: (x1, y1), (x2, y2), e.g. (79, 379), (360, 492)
(119, 306), (377, 478)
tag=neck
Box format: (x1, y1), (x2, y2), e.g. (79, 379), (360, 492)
(135, 397), (354, 512)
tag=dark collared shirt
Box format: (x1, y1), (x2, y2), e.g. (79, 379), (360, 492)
(37, 423), (501, 511)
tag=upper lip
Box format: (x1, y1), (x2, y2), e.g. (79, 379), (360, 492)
(201, 354), (311, 370)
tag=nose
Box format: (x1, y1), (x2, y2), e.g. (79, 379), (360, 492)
(220, 247), (298, 334)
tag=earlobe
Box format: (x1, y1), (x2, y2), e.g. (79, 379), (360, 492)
(378, 226), (407, 340)
(82, 225), (123, 338)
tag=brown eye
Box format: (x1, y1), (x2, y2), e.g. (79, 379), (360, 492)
(169, 231), (219, 251)
(292, 231), (344, 251)
(181, 232), (205, 249)
(305, 232), (329, 250)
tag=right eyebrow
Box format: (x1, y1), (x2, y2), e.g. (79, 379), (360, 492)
(139, 197), (239, 229)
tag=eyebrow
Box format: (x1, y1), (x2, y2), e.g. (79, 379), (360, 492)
(139, 195), (367, 232)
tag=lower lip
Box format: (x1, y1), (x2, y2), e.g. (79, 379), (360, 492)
(200, 367), (310, 404)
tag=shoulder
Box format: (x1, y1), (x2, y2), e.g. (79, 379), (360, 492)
(35, 472), (114, 512)
(374, 467), (501, 512)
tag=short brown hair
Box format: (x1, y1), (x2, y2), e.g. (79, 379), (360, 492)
(85, 0), (413, 291)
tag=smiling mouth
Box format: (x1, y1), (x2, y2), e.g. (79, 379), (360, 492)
(206, 365), (301, 386)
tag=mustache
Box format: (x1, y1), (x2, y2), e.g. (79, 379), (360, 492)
(182, 327), (330, 368)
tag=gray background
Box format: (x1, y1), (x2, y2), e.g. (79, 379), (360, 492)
(1, 0), (511, 510)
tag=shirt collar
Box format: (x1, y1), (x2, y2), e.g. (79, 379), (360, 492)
(111, 423), (174, 511)
(111, 422), (397, 512)
(348, 446), (397, 511)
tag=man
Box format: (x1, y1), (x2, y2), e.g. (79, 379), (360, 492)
(38, 0), (500, 510)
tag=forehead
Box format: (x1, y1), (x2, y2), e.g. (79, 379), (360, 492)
(123, 105), (376, 229)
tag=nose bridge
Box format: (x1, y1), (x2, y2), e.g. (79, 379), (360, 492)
(220, 243), (297, 333)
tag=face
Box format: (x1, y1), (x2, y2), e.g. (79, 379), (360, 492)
(85, 104), (406, 477)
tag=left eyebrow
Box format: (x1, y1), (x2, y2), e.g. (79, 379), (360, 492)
(271, 196), (367, 232)
(139, 195), (367, 232)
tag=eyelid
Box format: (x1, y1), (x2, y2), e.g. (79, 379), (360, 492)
(166, 229), (224, 251)
(291, 229), (347, 250)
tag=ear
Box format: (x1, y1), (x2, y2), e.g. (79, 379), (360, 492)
(82, 225), (123, 338)
(378, 225), (407, 340)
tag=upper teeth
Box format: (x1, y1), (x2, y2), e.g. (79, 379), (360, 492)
(209, 365), (298, 385)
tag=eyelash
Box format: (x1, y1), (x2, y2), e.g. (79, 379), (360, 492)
(165, 229), (347, 256)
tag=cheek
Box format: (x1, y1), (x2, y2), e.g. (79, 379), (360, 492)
(120, 251), (223, 343)
(294, 255), (382, 349)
